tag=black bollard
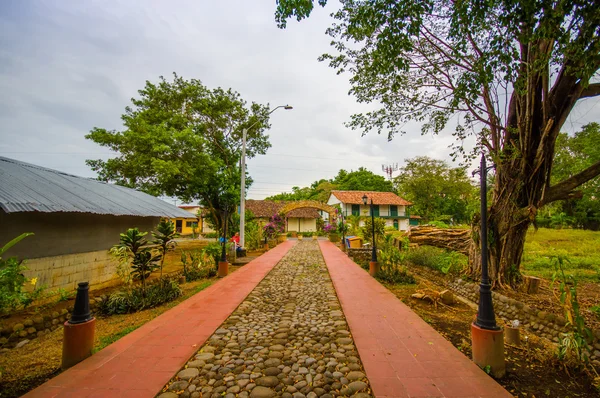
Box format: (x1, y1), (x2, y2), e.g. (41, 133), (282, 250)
(62, 281), (96, 369)
(69, 282), (92, 324)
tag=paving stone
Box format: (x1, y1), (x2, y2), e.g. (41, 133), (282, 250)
(159, 242), (372, 397)
(250, 386), (277, 398)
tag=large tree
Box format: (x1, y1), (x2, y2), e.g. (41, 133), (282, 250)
(395, 156), (477, 224)
(86, 74), (271, 235)
(275, 0), (600, 286)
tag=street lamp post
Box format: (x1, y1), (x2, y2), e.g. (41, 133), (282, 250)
(240, 105), (293, 250)
(218, 208), (229, 277)
(470, 153), (505, 378)
(362, 194), (378, 276)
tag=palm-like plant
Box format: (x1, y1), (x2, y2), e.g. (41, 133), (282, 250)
(152, 219), (179, 277)
(116, 228), (160, 301)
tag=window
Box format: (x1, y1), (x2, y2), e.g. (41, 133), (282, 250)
(390, 205), (398, 217)
(351, 204), (360, 216)
(186, 221), (192, 228)
(372, 205), (379, 217)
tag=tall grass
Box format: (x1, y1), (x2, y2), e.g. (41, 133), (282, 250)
(522, 228), (600, 282)
(406, 246), (468, 275)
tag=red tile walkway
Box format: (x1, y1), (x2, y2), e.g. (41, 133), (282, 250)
(320, 241), (512, 398)
(26, 241), (296, 398)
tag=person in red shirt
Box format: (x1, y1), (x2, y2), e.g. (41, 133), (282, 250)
(231, 232), (240, 248)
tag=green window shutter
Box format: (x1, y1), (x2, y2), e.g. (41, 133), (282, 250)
(390, 205), (398, 217)
(373, 205), (379, 217)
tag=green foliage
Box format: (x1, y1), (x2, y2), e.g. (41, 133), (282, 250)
(203, 243), (222, 271)
(0, 233), (46, 314)
(86, 73), (272, 236)
(407, 246), (468, 275)
(522, 229), (600, 282)
(395, 157), (477, 223)
(114, 228), (161, 299)
(361, 217), (386, 244)
(180, 249), (217, 281)
(204, 232), (218, 239)
(428, 221), (450, 229)
(152, 218), (179, 277)
(267, 167), (393, 201)
(97, 278), (182, 315)
(375, 235), (415, 284)
(590, 305), (600, 320)
(56, 288), (74, 302)
(549, 123), (600, 230)
(245, 219), (263, 251)
(552, 256), (593, 364)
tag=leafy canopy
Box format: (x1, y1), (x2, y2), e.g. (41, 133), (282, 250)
(87, 74), (272, 233)
(394, 156), (477, 224)
(549, 123), (600, 229)
(267, 167), (393, 201)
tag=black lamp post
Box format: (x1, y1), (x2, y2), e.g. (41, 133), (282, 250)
(362, 194), (377, 263)
(220, 208), (228, 263)
(473, 154), (499, 330)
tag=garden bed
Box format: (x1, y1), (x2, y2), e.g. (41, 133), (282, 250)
(382, 277), (600, 397)
(0, 264), (247, 398)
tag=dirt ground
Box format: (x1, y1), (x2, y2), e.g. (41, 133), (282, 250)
(385, 269), (600, 397)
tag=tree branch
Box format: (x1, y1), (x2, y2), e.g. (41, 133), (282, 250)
(579, 83), (600, 100)
(541, 160), (600, 205)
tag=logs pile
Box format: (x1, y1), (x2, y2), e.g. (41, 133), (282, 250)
(406, 226), (472, 255)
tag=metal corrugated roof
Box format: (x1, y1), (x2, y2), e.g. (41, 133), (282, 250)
(0, 156), (195, 218)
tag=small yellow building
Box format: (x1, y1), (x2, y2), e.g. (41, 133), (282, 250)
(171, 205), (201, 236)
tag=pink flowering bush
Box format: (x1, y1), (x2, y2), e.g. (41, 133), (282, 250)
(263, 213), (286, 240)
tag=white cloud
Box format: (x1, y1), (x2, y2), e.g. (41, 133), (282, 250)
(0, 0), (597, 199)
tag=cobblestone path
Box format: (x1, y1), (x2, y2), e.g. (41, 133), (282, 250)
(158, 241), (372, 398)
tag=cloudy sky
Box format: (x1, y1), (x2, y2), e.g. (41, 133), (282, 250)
(1, 1), (598, 202)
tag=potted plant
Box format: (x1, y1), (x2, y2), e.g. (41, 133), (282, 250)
(324, 223), (339, 242)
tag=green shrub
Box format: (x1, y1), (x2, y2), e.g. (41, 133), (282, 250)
(152, 218), (178, 277)
(181, 249), (217, 281)
(428, 221), (450, 228)
(376, 265), (416, 284)
(204, 232), (218, 239)
(407, 246), (467, 275)
(0, 233), (46, 314)
(361, 217), (386, 243)
(97, 278), (182, 315)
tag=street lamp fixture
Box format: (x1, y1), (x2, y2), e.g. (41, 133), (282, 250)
(362, 194), (378, 275)
(240, 105), (293, 250)
(470, 153), (505, 378)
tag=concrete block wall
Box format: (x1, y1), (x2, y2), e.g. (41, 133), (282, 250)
(23, 250), (121, 292)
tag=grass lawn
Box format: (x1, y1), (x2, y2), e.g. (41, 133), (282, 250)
(522, 228), (600, 282)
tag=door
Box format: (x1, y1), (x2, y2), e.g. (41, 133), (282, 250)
(175, 219), (182, 233)
(393, 219), (399, 230)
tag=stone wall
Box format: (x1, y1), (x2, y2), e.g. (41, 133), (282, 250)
(24, 249), (121, 292)
(347, 248), (371, 265)
(450, 278), (600, 365)
(0, 309), (70, 350)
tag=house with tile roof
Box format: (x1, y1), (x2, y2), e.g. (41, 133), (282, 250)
(245, 200), (321, 233)
(327, 190), (417, 231)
